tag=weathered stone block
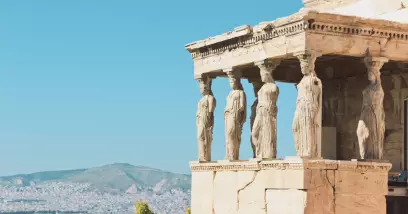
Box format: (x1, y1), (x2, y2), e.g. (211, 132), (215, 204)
(305, 170), (335, 214)
(335, 194), (386, 214)
(266, 189), (307, 214)
(213, 171), (237, 214)
(191, 171), (214, 214)
(335, 171), (388, 195)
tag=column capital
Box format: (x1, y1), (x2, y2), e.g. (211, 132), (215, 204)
(196, 74), (213, 81)
(223, 68), (242, 79)
(294, 50), (322, 59)
(364, 56), (389, 64)
(254, 59), (281, 74)
(363, 57), (389, 72)
(295, 50), (322, 75)
(222, 68), (234, 74)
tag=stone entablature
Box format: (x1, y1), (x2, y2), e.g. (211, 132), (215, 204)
(190, 158), (392, 173)
(186, 11), (408, 78)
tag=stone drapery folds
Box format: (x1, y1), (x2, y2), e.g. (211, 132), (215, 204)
(196, 76), (216, 161)
(251, 60), (281, 159)
(356, 57), (388, 160)
(293, 52), (322, 158)
(224, 69), (247, 160)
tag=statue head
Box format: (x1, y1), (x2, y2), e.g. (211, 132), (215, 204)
(228, 76), (242, 90)
(299, 57), (315, 75)
(198, 76), (212, 95)
(261, 70), (274, 83)
(255, 60), (280, 84)
(226, 69), (243, 90)
(296, 52), (319, 75)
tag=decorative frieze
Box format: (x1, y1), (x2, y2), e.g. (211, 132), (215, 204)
(188, 16), (408, 61)
(190, 159), (391, 172)
(190, 20), (307, 59)
(309, 22), (408, 41)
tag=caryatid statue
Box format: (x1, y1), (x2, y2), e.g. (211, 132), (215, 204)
(224, 69), (246, 160)
(292, 52), (322, 158)
(356, 57), (388, 160)
(196, 76), (216, 161)
(252, 60), (281, 159)
(249, 79), (264, 158)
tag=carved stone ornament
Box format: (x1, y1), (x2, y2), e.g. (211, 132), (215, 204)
(224, 69), (246, 160)
(292, 52), (322, 158)
(252, 60), (281, 159)
(357, 57), (388, 160)
(196, 76), (216, 161)
(189, 159), (392, 172)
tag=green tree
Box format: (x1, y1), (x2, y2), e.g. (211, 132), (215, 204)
(186, 208), (191, 214)
(135, 201), (154, 214)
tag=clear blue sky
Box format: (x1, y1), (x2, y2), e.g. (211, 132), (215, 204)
(0, 0), (303, 176)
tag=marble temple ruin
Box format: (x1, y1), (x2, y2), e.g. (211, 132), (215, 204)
(186, 0), (408, 213)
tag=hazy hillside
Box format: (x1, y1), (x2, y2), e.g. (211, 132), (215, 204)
(0, 163), (190, 191)
(0, 163), (191, 213)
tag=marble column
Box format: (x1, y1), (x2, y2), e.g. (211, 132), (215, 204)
(196, 75), (216, 161)
(224, 68), (246, 160)
(292, 51), (322, 158)
(356, 56), (388, 160)
(248, 78), (264, 158)
(252, 60), (281, 159)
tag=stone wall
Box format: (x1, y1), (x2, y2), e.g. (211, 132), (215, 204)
(321, 64), (407, 171)
(190, 159), (391, 214)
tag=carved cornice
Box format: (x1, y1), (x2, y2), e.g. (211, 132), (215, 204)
(190, 19), (308, 59)
(337, 161), (392, 173)
(187, 12), (408, 61)
(308, 21), (408, 41)
(189, 160), (391, 172)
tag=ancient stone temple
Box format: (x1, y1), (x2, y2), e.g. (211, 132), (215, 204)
(185, 0), (408, 213)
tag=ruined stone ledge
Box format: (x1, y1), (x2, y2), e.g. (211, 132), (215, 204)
(190, 158), (392, 173)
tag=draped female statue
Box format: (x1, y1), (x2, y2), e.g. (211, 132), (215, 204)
(356, 57), (388, 160)
(292, 54), (322, 157)
(224, 70), (246, 160)
(252, 61), (280, 158)
(249, 80), (263, 158)
(196, 76), (216, 161)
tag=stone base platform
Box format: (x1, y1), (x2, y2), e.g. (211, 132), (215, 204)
(190, 158), (391, 214)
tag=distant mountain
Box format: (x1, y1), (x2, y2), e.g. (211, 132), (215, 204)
(0, 163), (191, 192)
(0, 163), (191, 213)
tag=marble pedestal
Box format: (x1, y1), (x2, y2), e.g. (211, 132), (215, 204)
(190, 158), (391, 214)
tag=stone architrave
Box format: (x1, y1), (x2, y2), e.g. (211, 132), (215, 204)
(224, 69), (246, 160)
(252, 60), (281, 159)
(292, 52), (322, 158)
(356, 57), (388, 160)
(249, 79), (264, 158)
(196, 76), (216, 161)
